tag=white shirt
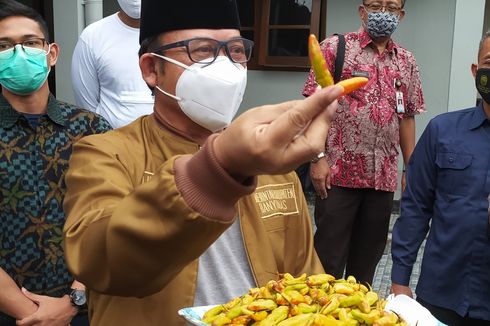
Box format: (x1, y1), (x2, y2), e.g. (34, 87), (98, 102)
(71, 13), (154, 128)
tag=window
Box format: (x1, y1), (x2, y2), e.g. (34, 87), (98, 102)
(237, 0), (327, 71)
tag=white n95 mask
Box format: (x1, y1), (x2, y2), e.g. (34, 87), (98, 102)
(117, 0), (141, 19)
(152, 54), (247, 132)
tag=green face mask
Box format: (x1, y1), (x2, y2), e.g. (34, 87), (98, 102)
(0, 44), (49, 95)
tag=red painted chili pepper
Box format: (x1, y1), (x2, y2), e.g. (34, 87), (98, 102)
(337, 77), (369, 96)
(308, 34), (369, 95)
(308, 34), (334, 88)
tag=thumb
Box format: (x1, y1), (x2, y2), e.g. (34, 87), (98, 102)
(21, 287), (41, 304)
(326, 171), (331, 189)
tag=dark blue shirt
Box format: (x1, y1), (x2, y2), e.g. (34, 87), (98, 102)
(391, 105), (490, 321)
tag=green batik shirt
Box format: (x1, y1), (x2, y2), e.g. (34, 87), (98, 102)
(0, 93), (111, 296)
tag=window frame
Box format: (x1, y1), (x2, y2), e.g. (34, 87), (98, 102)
(241, 0), (327, 71)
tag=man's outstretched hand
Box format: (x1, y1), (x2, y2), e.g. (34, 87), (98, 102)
(214, 85), (342, 180)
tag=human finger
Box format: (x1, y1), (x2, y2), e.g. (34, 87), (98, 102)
(266, 85), (343, 146)
(16, 314), (38, 326)
(21, 288), (41, 305)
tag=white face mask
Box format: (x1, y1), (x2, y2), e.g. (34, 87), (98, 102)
(151, 54), (247, 132)
(117, 0), (141, 19)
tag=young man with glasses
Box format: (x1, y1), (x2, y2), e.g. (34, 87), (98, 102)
(303, 0), (425, 285)
(61, 0), (345, 324)
(0, 1), (111, 325)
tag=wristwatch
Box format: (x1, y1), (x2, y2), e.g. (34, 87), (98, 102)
(311, 151), (326, 163)
(68, 288), (87, 308)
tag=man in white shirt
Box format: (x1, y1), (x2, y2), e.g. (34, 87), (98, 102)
(71, 0), (154, 128)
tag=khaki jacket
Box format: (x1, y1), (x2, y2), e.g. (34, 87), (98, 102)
(63, 115), (323, 325)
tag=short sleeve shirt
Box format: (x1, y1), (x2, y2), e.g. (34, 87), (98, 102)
(303, 28), (425, 192)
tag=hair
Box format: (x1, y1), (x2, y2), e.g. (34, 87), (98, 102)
(478, 29), (490, 59)
(362, 0), (406, 8)
(138, 35), (159, 57)
(0, 0), (50, 42)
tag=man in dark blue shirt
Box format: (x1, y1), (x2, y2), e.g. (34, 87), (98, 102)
(390, 31), (490, 325)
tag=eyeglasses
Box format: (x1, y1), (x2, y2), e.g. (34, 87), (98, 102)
(154, 37), (254, 64)
(363, 2), (402, 13)
(0, 37), (47, 59)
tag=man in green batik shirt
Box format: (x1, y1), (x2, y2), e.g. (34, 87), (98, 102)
(0, 1), (111, 325)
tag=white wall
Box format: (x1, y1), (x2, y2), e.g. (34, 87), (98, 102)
(53, 0), (84, 104)
(447, 0), (485, 112)
(394, 0), (457, 139)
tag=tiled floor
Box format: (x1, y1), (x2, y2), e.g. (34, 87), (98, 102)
(371, 212), (425, 299)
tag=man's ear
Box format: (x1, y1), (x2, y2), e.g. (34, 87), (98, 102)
(140, 53), (158, 88)
(358, 5), (367, 22)
(398, 9), (406, 22)
(471, 63), (478, 78)
(47, 42), (59, 67)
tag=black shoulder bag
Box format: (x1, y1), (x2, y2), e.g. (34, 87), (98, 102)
(296, 34), (345, 195)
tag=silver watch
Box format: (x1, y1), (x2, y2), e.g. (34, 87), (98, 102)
(311, 151), (326, 163)
(69, 288), (87, 307)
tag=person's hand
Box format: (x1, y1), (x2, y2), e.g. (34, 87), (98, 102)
(310, 160), (331, 199)
(390, 283), (413, 298)
(16, 288), (77, 326)
(401, 171), (406, 192)
(214, 85), (342, 180)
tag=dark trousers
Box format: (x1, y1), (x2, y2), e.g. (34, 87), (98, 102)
(71, 314), (89, 326)
(314, 186), (394, 285)
(0, 313), (88, 326)
(417, 297), (489, 326)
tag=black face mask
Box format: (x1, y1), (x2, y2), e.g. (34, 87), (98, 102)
(476, 68), (490, 105)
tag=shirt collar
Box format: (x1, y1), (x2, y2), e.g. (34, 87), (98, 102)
(358, 27), (398, 54)
(0, 93), (67, 128)
(469, 103), (489, 130)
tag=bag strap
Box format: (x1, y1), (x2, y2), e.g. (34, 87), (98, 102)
(332, 33), (345, 83)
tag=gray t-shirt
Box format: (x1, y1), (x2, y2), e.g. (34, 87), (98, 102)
(193, 217), (256, 306)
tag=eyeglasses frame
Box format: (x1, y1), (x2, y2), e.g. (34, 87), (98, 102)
(362, 2), (403, 13)
(153, 37), (254, 64)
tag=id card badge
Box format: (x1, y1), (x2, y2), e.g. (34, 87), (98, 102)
(396, 91), (405, 113)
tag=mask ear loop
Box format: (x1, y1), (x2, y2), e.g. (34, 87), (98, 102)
(151, 52), (191, 70)
(150, 53), (186, 101)
(154, 85), (181, 101)
(46, 44), (53, 74)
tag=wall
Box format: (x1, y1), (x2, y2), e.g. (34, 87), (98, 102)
(447, 0), (485, 112)
(53, 0), (83, 104)
(394, 0), (457, 136)
(484, 0), (490, 32)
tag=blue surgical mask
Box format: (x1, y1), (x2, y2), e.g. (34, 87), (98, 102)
(0, 44), (50, 95)
(366, 12), (399, 38)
